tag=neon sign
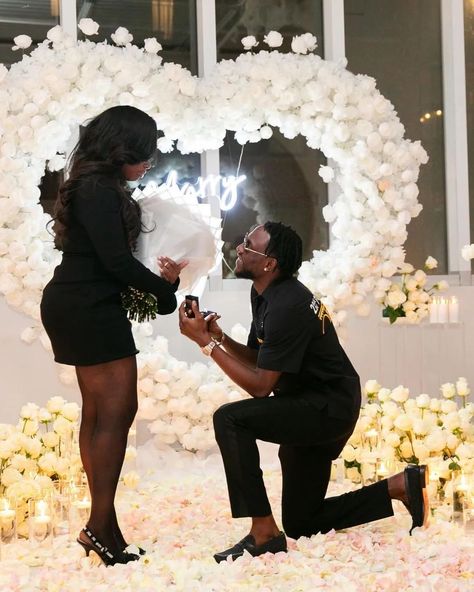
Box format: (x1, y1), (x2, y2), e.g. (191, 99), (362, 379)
(164, 170), (246, 211)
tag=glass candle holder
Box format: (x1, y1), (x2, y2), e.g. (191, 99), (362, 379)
(28, 497), (53, 544)
(0, 497), (16, 544)
(69, 485), (91, 535)
(452, 472), (470, 526)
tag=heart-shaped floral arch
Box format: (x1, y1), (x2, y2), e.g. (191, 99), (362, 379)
(0, 26), (428, 451)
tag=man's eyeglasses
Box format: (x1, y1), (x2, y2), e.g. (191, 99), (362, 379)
(242, 232), (268, 257)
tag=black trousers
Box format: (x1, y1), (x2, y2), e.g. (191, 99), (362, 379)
(213, 395), (394, 539)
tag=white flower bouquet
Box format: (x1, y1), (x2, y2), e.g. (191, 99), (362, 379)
(380, 256), (448, 324)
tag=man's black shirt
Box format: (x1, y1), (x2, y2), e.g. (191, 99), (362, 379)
(247, 277), (361, 420)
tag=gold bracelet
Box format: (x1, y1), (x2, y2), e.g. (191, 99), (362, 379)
(212, 333), (225, 346)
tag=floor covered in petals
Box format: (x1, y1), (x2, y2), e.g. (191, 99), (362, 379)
(2, 444), (474, 592)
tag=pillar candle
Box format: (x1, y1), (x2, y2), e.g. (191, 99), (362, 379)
(438, 297), (448, 323)
(449, 296), (459, 323)
(429, 297), (439, 323)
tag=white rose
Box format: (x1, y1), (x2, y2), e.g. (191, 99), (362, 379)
(111, 27), (133, 46)
(341, 445), (357, 463)
(241, 36), (258, 51)
(78, 18), (99, 36)
(23, 420), (39, 437)
(436, 280), (449, 291)
(47, 396), (65, 413)
(318, 165), (335, 183)
(0, 441), (13, 460)
(441, 400), (457, 414)
(23, 437), (42, 459)
(394, 414), (412, 432)
(53, 416), (73, 437)
(60, 402), (80, 422)
(12, 34), (32, 51)
(386, 289), (406, 308)
(405, 278), (417, 292)
(157, 137), (174, 153)
(1, 467), (22, 487)
(456, 378), (470, 397)
(399, 439), (413, 458)
(390, 385), (409, 403)
(384, 432), (400, 448)
(461, 244), (474, 261)
(144, 38), (162, 54)
(440, 383), (456, 399)
(47, 25), (64, 44)
(429, 398), (441, 412)
(377, 388), (391, 402)
(263, 31), (283, 48)
(260, 125), (273, 140)
(38, 452), (59, 475)
(412, 419), (429, 436)
(42, 432), (59, 449)
(122, 471), (140, 489)
(291, 33), (317, 54)
(424, 256), (438, 270)
(38, 409), (52, 423)
(20, 403), (39, 421)
(415, 394), (430, 408)
(364, 380), (381, 395)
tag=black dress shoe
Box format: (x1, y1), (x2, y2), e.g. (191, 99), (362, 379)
(404, 464), (429, 535)
(214, 532), (287, 563)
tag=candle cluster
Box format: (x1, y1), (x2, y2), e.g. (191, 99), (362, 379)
(429, 296), (459, 323)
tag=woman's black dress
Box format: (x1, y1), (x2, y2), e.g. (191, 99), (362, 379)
(40, 177), (178, 366)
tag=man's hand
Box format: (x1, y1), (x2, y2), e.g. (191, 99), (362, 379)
(178, 300), (212, 347)
(205, 313), (223, 342)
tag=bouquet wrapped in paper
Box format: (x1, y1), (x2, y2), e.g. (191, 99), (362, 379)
(128, 181), (222, 307)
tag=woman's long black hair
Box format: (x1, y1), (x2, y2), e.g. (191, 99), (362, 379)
(53, 105), (157, 250)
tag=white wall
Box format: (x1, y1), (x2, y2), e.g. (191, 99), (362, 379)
(1, 282), (473, 425)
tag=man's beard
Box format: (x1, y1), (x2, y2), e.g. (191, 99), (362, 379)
(234, 268), (255, 280)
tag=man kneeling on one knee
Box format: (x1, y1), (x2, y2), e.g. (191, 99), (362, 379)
(179, 221), (429, 563)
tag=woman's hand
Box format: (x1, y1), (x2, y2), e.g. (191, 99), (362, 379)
(178, 301), (211, 347)
(158, 256), (188, 284)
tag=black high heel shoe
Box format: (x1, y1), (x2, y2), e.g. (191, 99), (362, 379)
(77, 526), (140, 567)
(123, 543), (146, 556)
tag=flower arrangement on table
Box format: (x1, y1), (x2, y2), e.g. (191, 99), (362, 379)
(379, 256), (448, 324)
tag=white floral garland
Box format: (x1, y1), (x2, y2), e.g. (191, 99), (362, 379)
(0, 25), (428, 450)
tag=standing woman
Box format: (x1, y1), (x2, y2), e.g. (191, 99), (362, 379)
(41, 105), (186, 566)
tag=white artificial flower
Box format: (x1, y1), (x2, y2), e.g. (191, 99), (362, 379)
(390, 385), (409, 403)
(78, 18), (99, 36)
(415, 394), (430, 408)
(60, 402), (80, 422)
(364, 380), (381, 395)
(157, 137), (174, 153)
(440, 399), (457, 414)
(47, 396), (66, 414)
(291, 33), (317, 54)
(377, 388), (391, 402)
(20, 403), (39, 421)
(263, 31), (283, 48)
(394, 414), (412, 432)
(436, 280), (449, 291)
(47, 25), (64, 44)
(461, 244), (474, 261)
(260, 125), (273, 140)
(111, 27), (133, 46)
(144, 38), (162, 54)
(42, 431), (60, 449)
(456, 377), (470, 397)
(23, 420), (39, 437)
(386, 288), (407, 308)
(424, 256), (438, 270)
(241, 35), (258, 51)
(318, 165), (335, 183)
(53, 415), (73, 437)
(341, 445), (357, 463)
(12, 34), (32, 51)
(440, 382), (456, 399)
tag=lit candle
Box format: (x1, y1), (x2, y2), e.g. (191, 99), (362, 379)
(34, 500), (51, 524)
(0, 498), (15, 522)
(437, 297), (448, 323)
(429, 297), (439, 323)
(365, 429), (378, 449)
(448, 296), (459, 323)
(75, 496), (91, 510)
(377, 460), (389, 479)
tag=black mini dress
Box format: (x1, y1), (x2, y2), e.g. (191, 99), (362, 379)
(40, 177), (178, 366)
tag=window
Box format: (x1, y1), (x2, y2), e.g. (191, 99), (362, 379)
(76, 0), (198, 73)
(0, 0), (59, 66)
(345, 0), (447, 272)
(216, 0), (327, 277)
